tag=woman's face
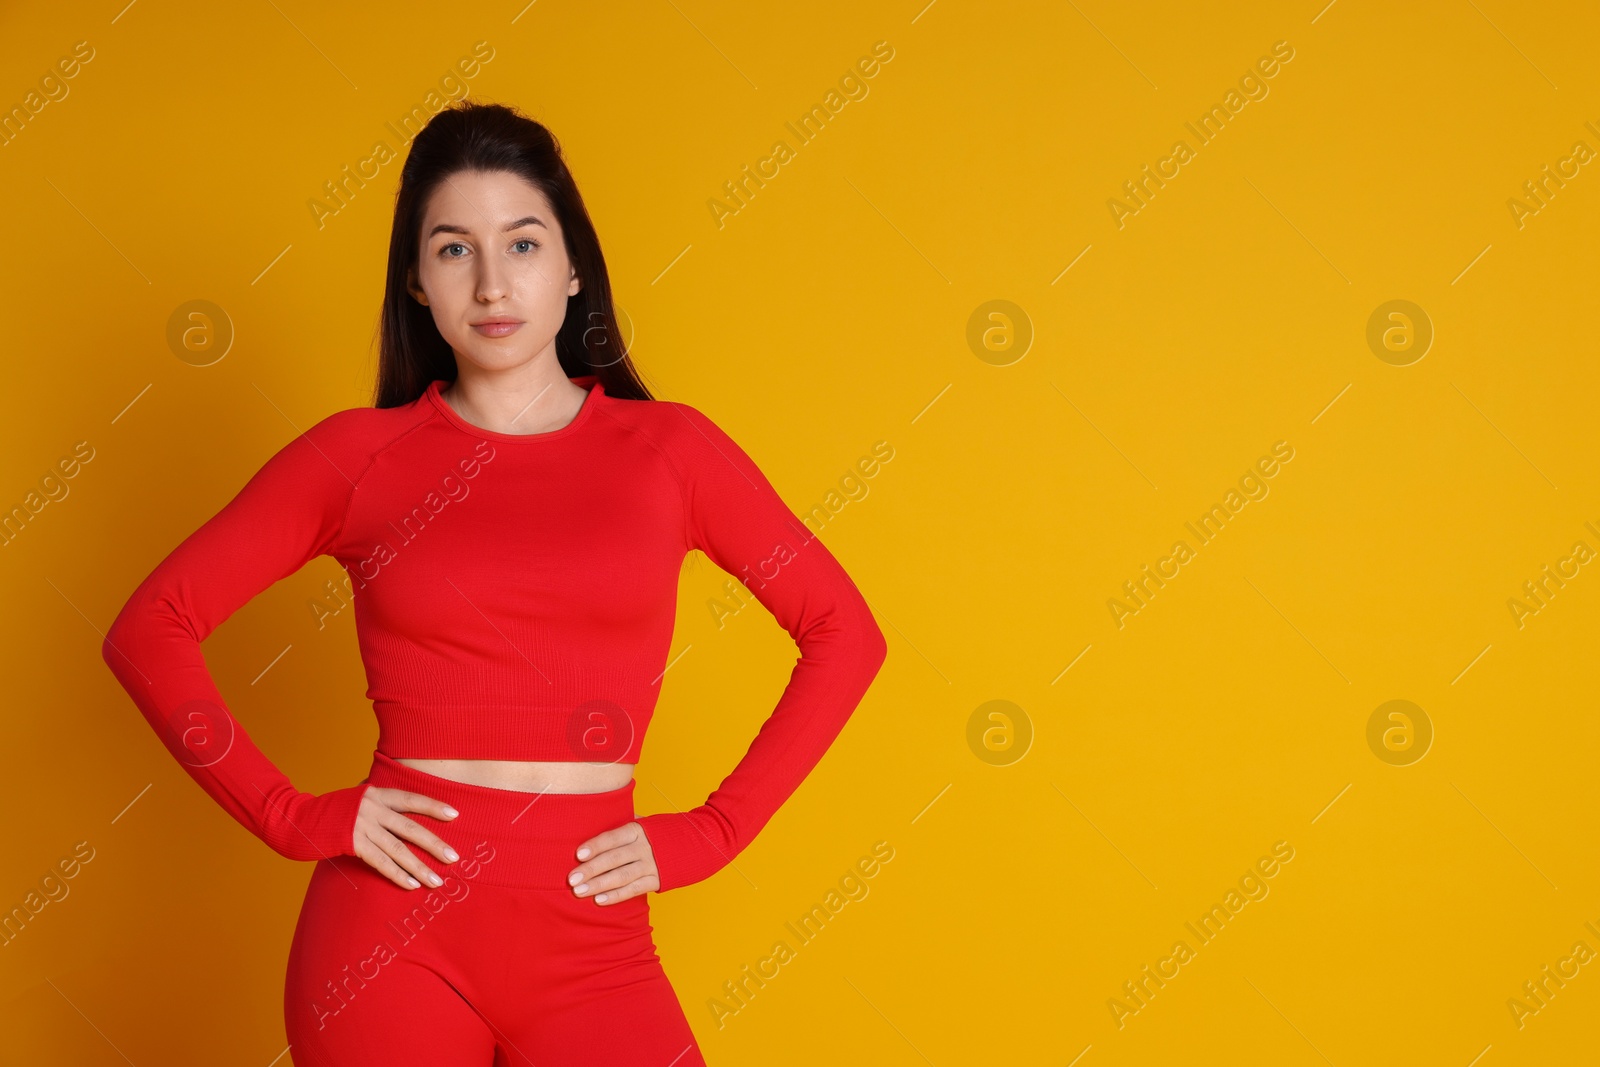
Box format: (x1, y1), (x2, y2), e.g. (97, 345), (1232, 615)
(406, 169), (581, 374)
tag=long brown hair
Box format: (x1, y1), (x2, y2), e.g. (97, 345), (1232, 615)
(372, 100), (652, 407)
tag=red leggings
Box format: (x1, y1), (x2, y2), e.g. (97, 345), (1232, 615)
(284, 751), (705, 1066)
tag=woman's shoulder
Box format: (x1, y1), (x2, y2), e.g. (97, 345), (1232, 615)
(596, 392), (733, 454)
(309, 398), (432, 440)
(596, 393), (769, 497)
(275, 396), (438, 478)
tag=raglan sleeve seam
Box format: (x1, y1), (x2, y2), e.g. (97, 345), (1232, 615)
(330, 411), (437, 555)
(597, 401), (698, 557)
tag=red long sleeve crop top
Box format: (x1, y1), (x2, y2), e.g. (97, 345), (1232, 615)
(100, 375), (888, 891)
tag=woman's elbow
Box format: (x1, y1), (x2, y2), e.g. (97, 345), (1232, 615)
(100, 585), (165, 676)
(100, 603), (140, 678)
(860, 611), (888, 676)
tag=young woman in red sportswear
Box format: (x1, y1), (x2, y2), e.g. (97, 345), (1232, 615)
(100, 101), (887, 1065)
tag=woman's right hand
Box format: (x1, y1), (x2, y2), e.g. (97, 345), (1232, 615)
(350, 785), (461, 889)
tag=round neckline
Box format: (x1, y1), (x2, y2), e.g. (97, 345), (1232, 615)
(425, 375), (605, 444)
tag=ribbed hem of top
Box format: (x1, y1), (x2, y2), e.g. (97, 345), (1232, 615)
(375, 702), (647, 766)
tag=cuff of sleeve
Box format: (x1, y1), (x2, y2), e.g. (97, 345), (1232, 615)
(263, 783), (371, 862)
(635, 808), (736, 893)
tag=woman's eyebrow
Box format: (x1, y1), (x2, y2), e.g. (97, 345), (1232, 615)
(426, 215), (548, 239)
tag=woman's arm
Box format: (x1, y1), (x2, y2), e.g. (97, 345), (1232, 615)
(636, 403), (889, 892)
(100, 412), (371, 862)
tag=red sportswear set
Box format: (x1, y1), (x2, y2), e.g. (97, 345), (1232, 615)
(100, 374), (888, 1065)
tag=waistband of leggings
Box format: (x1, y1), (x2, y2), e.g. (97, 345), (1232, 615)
(358, 750), (637, 890)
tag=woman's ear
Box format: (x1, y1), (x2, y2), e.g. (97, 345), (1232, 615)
(407, 266), (429, 306)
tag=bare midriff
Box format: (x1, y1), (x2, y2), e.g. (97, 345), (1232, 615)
(393, 758), (636, 795)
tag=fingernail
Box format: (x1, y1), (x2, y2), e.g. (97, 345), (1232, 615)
(574, 883), (588, 895)
(568, 870), (583, 886)
(444, 847), (459, 862)
(428, 872), (443, 887)
(443, 806), (459, 818)
(576, 847), (590, 860)
(406, 877), (420, 889)
(596, 893), (608, 903)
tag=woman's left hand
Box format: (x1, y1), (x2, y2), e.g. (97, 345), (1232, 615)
(568, 821), (659, 904)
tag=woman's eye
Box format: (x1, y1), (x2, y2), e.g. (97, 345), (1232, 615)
(439, 239), (537, 258)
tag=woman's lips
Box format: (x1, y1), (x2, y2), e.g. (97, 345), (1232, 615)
(471, 320), (523, 337)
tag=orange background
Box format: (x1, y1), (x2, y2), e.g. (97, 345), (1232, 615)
(3, 0), (1599, 1063)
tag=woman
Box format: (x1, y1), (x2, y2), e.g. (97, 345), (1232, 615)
(100, 100), (888, 1065)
